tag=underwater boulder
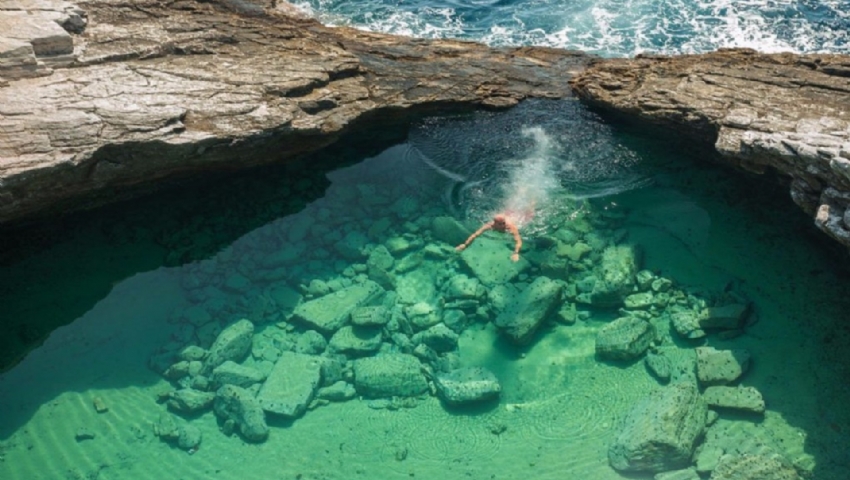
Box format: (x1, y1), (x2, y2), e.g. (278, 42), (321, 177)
(434, 367), (501, 406)
(292, 280), (384, 333)
(256, 351), (323, 418)
(329, 325), (383, 355)
(211, 361), (267, 389)
(595, 316), (656, 361)
(587, 244), (640, 308)
(494, 276), (562, 345)
(710, 453), (802, 480)
(609, 383), (707, 473)
(203, 318), (254, 373)
(352, 354), (428, 398)
(695, 347), (751, 386)
(411, 323), (459, 353)
(431, 216), (469, 247)
(214, 384), (269, 442)
(702, 386), (765, 414)
(166, 388), (215, 413)
(459, 237), (529, 287)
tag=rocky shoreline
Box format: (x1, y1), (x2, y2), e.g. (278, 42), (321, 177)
(0, 0), (586, 224)
(570, 50), (850, 250)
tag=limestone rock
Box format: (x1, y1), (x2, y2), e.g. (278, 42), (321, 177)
(589, 245), (640, 307)
(609, 383), (708, 473)
(214, 385), (269, 442)
(317, 381), (356, 402)
(671, 311), (707, 339)
(292, 280), (384, 333)
(459, 237), (530, 287)
(596, 316), (656, 361)
(695, 347), (751, 386)
(411, 323), (459, 353)
(701, 304), (749, 330)
(0, 0), (586, 227)
(353, 354), (428, 398)
(710, 454), (802, 480)
(204, 319), (254, 373)
(431, 216), (470, 247)
(434, 367), (501, 406)
(329, 325), (383, 355)
(703, 385), (765, 414)
(570, 49), (850, 252)
(494, 276), (562, 345)
(211, 361), (267, 388)
(350, 305), (390, 327)
(256, 351), (323, 418)
(646, 349), (672, 382)
(167, 388), (215, 413)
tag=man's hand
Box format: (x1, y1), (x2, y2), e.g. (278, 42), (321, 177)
(510, 253), (519, 262)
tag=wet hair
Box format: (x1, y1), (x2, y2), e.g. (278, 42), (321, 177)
(493, 214), (506, 223)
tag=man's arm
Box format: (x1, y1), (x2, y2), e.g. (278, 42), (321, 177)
(456, 222), (493, 251)
(508, 224), (522, 261)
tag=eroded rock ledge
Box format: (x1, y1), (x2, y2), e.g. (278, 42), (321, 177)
(0, 0), (588, 223)
(570, 49), (850, 249)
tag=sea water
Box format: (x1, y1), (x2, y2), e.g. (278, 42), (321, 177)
(1, 99), (849, 479)
(293, 0), (850, 56)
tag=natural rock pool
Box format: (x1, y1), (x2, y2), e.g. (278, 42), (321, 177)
(1, 99), (848, 479)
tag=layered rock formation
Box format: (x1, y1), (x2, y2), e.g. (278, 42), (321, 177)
(570, 49), (850, 249)
(0, 0), (588, 223)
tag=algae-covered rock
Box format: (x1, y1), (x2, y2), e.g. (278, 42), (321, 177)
(167, 388), (216, 413)
(695, 347), (751, 386)
(671, 310), (707, 339)
(710, 454), (801, 480)
(442, 274), (486, 300)
(317, 381), (357, 402)
(609, 383), (708, 473)
(334, 230), (370, 259)
(493, 276), (562, 345)
(646, 349), (673, 382)
(211, 361), (266, 388)
(329, 325), (383, 355)
(596, 316), (656, 361)
(431, 216), (470, 246)
(701, 303), (750, 330)
(434, 367), (501, 406)
(214, 384), (269, 442)
(257, 351), (323, 418)
(703, 385), (765, 414)
(459, 237), (529, 287)
(353, 354), (428, 398)
(350, 305), (390, 327)
(204, 319), (254, 373)
(411, 323), (459, 353)
(292, 280), (384, 333)
(589, 244), (640, 307)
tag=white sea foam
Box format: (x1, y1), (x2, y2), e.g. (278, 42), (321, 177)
(296, 0), (850, 57)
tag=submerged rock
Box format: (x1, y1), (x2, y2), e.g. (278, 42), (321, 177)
(211, 361), (266, 388)
(434, 367), (501, 406)
(204, 319), (254, 373)
(710, 454), (802, 480)
(257, 351), (323, 418)
(353, 354), (428, 398)
(609, 383), (708, 473)
(493, 276), (562, 345)
(292, 280), (384, 333)
(167, 388), (216, 413)
(214, 385), (269, 442)
(695, 347), (751, 386)
(703, 385), (765, 414)
(596, 316), (656, 361)
(329, 325), (383, 355)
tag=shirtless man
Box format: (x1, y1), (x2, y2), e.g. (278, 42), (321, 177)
(456, 213), (522, 262)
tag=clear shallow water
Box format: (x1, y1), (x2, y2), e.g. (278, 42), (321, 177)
(1, 99), (850, 479)
(292, 0), (850, 56)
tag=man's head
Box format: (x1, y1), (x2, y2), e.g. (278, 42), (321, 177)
(493, 214), (507, 226)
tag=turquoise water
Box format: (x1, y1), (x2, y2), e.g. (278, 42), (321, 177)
(294, 0), (850, 56)
(1, 99), (850, 479)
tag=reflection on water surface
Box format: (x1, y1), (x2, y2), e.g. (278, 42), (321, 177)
(1, 100), (849, 480)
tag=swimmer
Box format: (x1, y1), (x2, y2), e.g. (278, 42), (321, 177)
(456, 213), (522, 262)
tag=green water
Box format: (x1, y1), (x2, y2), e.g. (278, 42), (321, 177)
(1, 100), (849, 480)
